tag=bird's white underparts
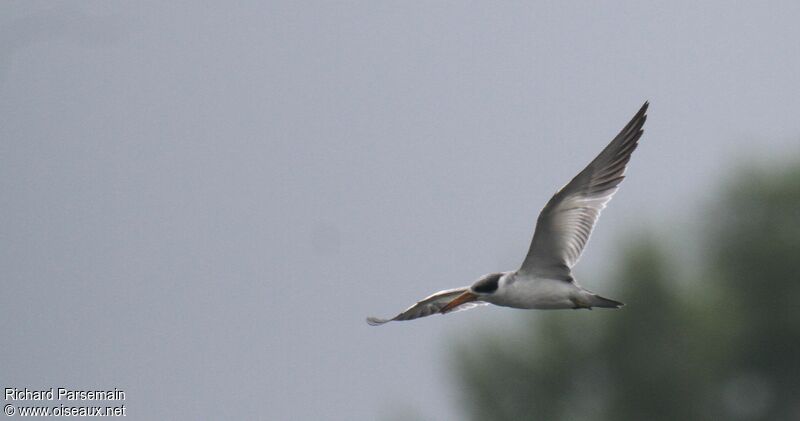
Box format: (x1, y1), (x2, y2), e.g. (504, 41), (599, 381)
(367, 102), (648, 325)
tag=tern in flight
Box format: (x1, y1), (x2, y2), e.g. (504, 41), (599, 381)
(367, 102), (648, 325)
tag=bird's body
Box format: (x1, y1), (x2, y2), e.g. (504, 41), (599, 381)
(480, 271), (622, 310)
(368, 102), (648, 325)
(487, 272), (584, 310)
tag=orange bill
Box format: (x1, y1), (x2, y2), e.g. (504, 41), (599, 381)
(440, 291), (478, 314)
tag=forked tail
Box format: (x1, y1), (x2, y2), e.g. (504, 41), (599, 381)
(590, 294), (624, 309)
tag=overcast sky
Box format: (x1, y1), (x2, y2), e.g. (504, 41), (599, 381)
(3, 2), (800, 420)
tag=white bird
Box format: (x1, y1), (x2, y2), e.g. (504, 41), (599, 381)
(367, 102), (648, 325)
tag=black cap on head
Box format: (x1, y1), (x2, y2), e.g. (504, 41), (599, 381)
(472, 273), (502, 294)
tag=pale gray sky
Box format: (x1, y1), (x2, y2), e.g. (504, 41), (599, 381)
(2, 2), (800, 420)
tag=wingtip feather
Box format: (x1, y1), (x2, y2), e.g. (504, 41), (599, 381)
(366, 316), (391, 326)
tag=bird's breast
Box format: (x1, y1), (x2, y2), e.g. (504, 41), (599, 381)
(491, 277), (578, 310)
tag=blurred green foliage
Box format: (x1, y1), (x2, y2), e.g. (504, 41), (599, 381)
(453, 161), (800, 420)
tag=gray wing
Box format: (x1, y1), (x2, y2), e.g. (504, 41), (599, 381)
(366, 287), (487, 326)
(519, 102), (648, 279)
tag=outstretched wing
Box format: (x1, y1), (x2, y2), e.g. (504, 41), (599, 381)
(519, 102), (649, 279)
(366, 287), (487, 326)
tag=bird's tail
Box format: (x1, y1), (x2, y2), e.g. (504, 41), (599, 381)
(590, 294), (624, 309)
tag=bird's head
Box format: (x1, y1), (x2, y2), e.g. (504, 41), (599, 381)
(439, 272), (506, 313)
